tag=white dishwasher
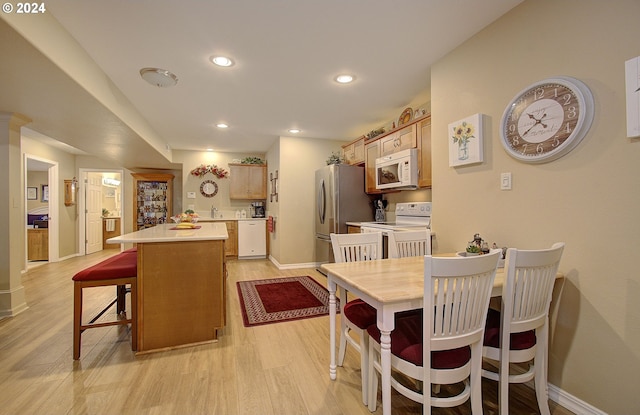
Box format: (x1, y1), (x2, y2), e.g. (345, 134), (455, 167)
(238, 219), (267, 259)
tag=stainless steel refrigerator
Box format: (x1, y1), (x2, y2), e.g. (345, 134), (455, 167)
(315, 164), (372, 265)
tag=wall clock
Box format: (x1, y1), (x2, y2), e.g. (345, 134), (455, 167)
(500, 76), (594, 163)
(199, 180), (218, 197)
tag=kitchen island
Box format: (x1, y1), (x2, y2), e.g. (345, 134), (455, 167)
(108, 222), (228, 353)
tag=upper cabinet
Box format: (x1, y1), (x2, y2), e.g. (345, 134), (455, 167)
(64, 178), (77, 206)
(364, 139), (382, 194)
(229, 164), (267, 200)
(132, 173), (173, 230)
(363, 113), (431, 194)
(379, 124), (417, 156)
(417, 116), (432, 188)
(341, 136), (365, 165)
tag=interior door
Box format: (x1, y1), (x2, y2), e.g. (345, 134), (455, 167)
(86, 174), (103, 254)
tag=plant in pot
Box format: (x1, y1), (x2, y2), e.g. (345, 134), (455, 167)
(465, 244), (482, 256)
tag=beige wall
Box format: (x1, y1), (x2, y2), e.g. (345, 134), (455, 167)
(173, 150), (266, 216)
(265, 139), (281, 261)
(275, 136), (346, 266)
(22, 136), (77, 258)
(431, 0), (639, 412)
(26, 171), (47, 211)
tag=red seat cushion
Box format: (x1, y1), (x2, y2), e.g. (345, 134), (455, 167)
(72, 252), (137, 282)
(367, 313), (471, 369)
(483, 308), (536, 350)
(343, 299), (377, 329)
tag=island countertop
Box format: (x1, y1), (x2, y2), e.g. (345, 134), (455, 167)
(107, 222), (228, 244)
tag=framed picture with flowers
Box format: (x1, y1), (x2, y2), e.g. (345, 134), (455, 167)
(449, 113), (484, 167)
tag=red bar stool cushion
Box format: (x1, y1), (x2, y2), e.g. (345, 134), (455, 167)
(72, 251), (137, 282)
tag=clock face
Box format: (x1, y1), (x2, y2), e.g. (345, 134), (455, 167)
(500, 77), (594, 163)
(199, 180), (218, 197)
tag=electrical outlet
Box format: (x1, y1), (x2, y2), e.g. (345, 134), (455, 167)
(187, 192), (196, 199)
(501, 172), (512, 190)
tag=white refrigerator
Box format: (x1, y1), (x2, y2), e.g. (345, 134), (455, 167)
(315, 164), (372, 265)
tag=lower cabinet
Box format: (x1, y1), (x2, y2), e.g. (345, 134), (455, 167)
(223, 221), (238, 257)
(102, 217), (121, 249)
(27, 228), (48, 260)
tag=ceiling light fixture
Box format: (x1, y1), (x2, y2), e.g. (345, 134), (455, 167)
(210, 56), (234, 67)
(334, 74), (355, 84)
(288, 129), (301, 134)
(216, 123), (229, 128)
(139, 67), (178, 87)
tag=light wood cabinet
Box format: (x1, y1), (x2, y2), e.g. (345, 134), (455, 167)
(363, 114), (431, 193)
(417, 115), (432, 188)
(27, 228), (48, 260)
(347, 225), (361, 234)
(229, 164), (267, 200)
(132, 173), (173, 231)
(223, 221), (238, 257)
(364, 138), (382, 194)
(379, 124), (417, 156)
(137, 239), (226, 352)
(64, 179), (76, 206)
(102, 217), (121, 249)
(341, 136), (365, 165)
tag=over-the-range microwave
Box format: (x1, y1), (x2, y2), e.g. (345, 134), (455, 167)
(375, 148), (419, 190)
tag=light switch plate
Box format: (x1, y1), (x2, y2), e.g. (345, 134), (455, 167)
(501, 172), (512, 190)
(187, 192), (196, 199)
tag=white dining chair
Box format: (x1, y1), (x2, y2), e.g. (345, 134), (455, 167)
(387, 229), (431, 259)
(482, 242), (565, 415)
(367, 250), (501, 414)
(330, 231), (383, 405)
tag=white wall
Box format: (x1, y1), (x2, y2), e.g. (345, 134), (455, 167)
(431, 0), (639, 412)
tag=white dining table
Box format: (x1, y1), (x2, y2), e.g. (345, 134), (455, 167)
(320, 255), (562, 415)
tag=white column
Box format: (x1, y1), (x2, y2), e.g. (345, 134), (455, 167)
(0, 112), (31, 319)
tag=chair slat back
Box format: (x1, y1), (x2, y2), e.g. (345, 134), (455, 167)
(425, 250), (501, 352)
(330, 232), (383, 263)
(388, 229), (431, 258)
(503, 243), (565, 332)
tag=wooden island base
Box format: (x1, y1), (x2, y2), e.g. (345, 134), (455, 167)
(136, 239), (226, 353)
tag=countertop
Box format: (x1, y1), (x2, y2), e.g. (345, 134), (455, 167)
(107, 222), (228, 244)
(198, 217), (266, 222)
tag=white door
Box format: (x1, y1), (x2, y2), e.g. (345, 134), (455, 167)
(86, 173), (103, 254)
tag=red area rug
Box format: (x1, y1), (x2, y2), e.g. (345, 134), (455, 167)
(236, 276), (339, 327)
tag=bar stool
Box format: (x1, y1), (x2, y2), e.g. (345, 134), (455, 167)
(72, 249), (137, 360)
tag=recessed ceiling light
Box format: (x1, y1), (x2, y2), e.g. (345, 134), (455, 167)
(216, 123), (229, 128)
(288, 129), (301, 134)
(206, 148), (214, 152)
(139, 67), (178, 87)
(334, 74), (355, 84)
(210, 56), (234, 67)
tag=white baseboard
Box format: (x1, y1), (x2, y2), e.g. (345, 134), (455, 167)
(549, 383), (607, 415)
(268, 256), (319, 270)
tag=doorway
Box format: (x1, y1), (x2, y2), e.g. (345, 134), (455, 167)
(79, 169), (123, 255)
(24, 154), (59, 269)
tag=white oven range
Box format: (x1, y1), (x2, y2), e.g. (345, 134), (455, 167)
(360, 202), (431, 258)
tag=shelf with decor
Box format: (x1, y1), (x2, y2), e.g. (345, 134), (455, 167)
(131, 173), (174, 231)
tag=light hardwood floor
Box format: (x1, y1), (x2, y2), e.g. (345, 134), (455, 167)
(0, 252), (575, 415)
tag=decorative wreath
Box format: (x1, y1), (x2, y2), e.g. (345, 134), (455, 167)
(189, 164), (230, 179)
